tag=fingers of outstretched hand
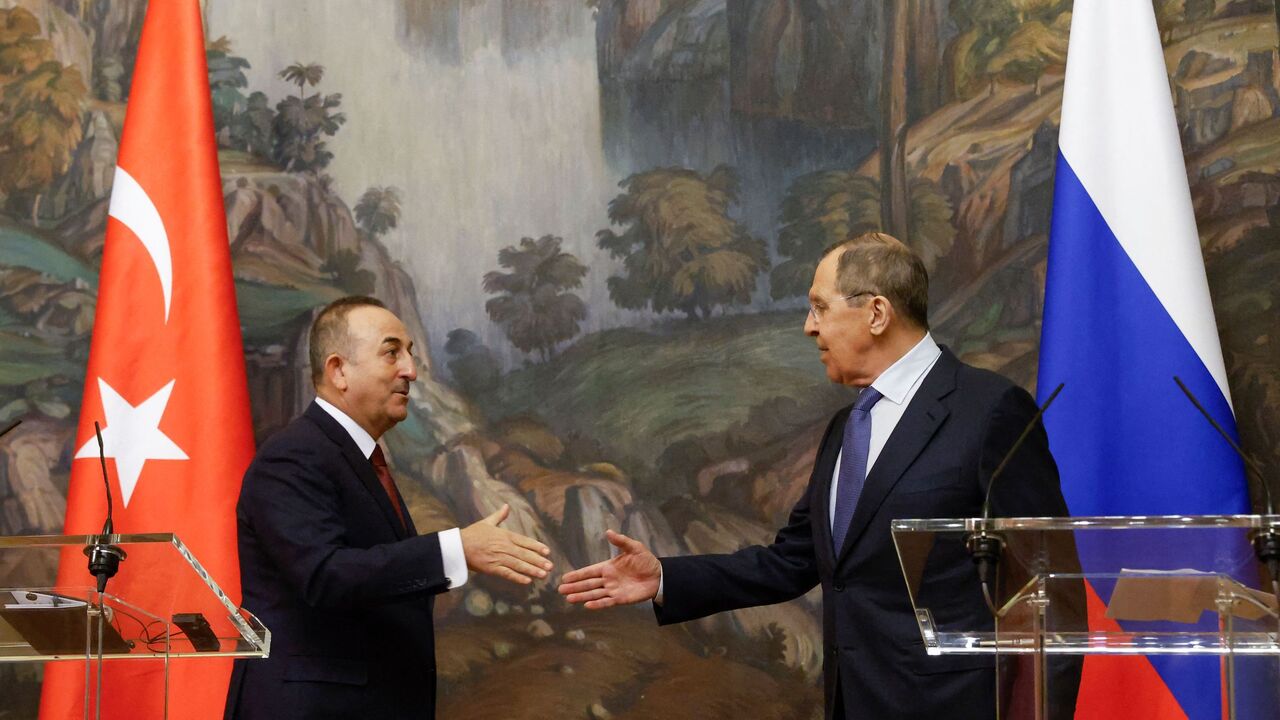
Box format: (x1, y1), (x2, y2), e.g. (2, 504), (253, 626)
(557, 575), (604, 596)
(495, 551), (550, 580)
(558, 562), (607, 586)
(604, 529), (645, 555)
(473, 551), (545, 584)
(497, 538), (553, 571)
(489, 565), (533, 585)
(564, 587), (612, 605)
(510, 531), (552, 557)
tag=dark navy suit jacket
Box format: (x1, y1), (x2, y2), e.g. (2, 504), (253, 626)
(225, 401), (450, 720)
(655, 348), (1082, 719)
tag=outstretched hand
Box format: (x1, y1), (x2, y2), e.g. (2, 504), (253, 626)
(460, 504), (553, 585)
(557, 530), (661, 609)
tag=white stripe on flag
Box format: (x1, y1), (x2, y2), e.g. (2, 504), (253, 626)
(1057, 0), (1232, 408)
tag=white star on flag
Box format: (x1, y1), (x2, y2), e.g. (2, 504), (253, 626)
(75, 378), (188, 507)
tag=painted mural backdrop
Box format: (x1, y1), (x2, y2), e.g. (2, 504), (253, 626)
(0, 1), (1278, 717)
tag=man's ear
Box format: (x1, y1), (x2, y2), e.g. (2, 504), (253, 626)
(867, 296), (893, 336)
(325, 354), (348, 391)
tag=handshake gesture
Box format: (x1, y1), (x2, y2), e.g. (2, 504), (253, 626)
(460, 509), (662, 604)
(557, 530), (662, 608)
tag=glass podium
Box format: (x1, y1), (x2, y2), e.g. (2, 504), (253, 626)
(0, 533), (270, 718)
(893, 515), (1280, 719)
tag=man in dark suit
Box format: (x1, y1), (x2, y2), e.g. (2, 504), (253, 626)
(558, 233), (1079, 719)
(226, 296), (553, 720)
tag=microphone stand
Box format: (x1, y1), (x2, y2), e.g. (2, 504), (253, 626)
(967, 384), (1064, 615)
(81, 421), (125, 720)
(84, 422), (126, 595)
(1173, 377), (1280, 607)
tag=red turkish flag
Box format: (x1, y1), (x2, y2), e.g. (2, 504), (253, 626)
(39, 1), (254, 718)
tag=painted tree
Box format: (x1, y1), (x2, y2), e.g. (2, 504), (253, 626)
(272, 62), (345, 172)
(0, 8), (85, 223)
(355, 186), (402, 239)
(207, 36), (251, 139)
(444, 328), (500, 396)
(0, 7), (51, 77)
(279, 62), (324, 99)
(949, 0), (1070, 98)
(484, 235), (589, 362)
(770, 170), (955, 299)
(231, 91), (274, 157)
(0, 61), (86, 223)
(771, 172), (881, 299)
(597, 166), (768, 320)
(985, 17), (1070, 95)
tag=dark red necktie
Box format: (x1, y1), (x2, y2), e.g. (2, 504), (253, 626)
(370, 445), (407, 531)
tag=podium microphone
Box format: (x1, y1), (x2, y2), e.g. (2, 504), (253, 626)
(83, 421), (125, 595)
(1173, 376), (1280, 602)
(966, 383), (1064, 614)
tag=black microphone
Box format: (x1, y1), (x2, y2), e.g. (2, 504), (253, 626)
(1173, 376), (1280, 602)
(966, 383), (1065, 614)
(83, 421), (125, 596)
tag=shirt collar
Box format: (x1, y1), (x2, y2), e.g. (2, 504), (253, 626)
(314, 396), (377, 459)
(868, 333), (942, 406)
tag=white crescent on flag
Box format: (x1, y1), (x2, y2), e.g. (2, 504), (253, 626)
(108, 166), (173, 323)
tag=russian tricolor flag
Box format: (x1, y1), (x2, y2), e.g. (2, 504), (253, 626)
(1037, 2), (1261, 718)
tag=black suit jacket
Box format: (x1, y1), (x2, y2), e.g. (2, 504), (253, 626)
(225, 402), (450, 720)
(655, 348), (1080, 720)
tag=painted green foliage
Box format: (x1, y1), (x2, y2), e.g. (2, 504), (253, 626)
(0, 7), (85, 222)
(770, 172), (954, 299)
(949, 0), (1071, 97)
(598, 165), (768, 319)
(484, 235), (589, 362)
(207, 35), (251, 136)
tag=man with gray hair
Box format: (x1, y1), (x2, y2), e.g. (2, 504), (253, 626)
(227, 296), (552, 719)
(560, 233), (1078, 719)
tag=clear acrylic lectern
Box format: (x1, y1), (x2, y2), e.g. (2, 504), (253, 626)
(0, 533), (270, 718)
(893, 515), (1280, 720)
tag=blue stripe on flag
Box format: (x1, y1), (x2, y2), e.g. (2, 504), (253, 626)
(1039, 155), (1248, 517)
(1039, 155), (1253, 719)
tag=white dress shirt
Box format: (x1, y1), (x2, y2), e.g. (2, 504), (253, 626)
(828, 333), (942, 527)
(315, 396), (468, 589)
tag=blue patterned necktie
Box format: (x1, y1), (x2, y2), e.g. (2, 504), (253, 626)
(832, 387), (883, 552)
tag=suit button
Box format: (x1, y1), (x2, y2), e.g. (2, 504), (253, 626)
(833, 582), (845, 592)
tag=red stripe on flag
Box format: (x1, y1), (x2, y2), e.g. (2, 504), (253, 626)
(1074, 580), (1188, 719)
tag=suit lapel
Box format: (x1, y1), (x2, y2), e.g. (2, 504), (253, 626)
(811, 407), (850, 567)
(305, 402), (413, 540)
(835, 349), (958, 563)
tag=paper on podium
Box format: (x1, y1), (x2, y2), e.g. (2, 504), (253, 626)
(1106, 570), (1278, 623)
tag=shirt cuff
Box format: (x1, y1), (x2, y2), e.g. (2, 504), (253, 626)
(654, 563), (664, 605)
(439, 527), (468, 590)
